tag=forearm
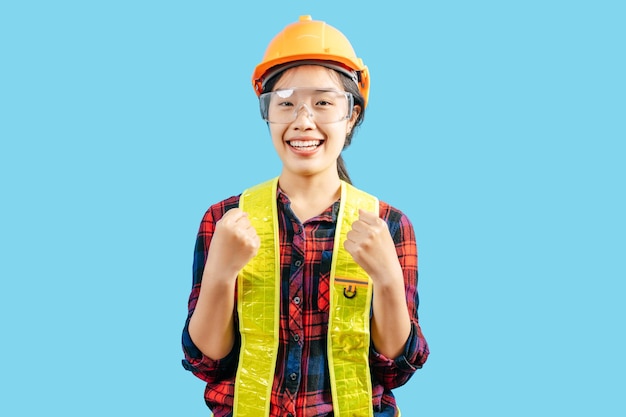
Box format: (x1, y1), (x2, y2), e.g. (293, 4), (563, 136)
(188, 276), (237, 360)
(370, 267), (412, 359)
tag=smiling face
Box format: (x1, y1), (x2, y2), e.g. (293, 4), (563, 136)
(267, 65), (360, 183)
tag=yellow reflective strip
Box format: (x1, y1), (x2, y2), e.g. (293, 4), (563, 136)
(234, 177), (280, 417)
(328, 181), (378, 417)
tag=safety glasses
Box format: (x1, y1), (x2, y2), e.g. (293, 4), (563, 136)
(259, 88), (354, 124)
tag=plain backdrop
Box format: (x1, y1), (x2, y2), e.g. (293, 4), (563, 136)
(1, 1), (624, 416)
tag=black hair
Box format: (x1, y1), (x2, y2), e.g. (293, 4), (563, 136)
(261, 66), (366, 185)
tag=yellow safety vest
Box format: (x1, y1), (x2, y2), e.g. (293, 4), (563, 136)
(234, 177), (378, 417)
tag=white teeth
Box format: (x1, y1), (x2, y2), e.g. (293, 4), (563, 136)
(289, 140), (321, 148)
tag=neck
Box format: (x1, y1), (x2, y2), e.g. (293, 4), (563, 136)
(277, 172), (342, 222)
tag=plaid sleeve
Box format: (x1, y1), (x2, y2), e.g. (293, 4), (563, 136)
(181, 196), (241, 383)
(369, 203), (430, 389)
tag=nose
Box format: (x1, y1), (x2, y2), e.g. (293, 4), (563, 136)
(293, 103), (314, 123)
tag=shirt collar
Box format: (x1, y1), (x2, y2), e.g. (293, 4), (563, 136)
(277, 187), (340, 223)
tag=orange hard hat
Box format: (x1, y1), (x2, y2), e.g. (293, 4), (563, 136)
(252, 15), (370, 107)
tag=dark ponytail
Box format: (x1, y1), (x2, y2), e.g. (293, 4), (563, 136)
(336, 71), (366, 185)
(337, 155), (351, 184)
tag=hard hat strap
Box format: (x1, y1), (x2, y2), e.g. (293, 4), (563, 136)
(260, 60), (360, 92)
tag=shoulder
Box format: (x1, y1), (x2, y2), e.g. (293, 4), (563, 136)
(378, 199), (411, 225)
(349, 183), (412, 228)
(200, 194), (241, 225)
(378, 200), (415, 240)
(199, 178), (278, 223)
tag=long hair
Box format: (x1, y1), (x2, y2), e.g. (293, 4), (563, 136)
(261, 66), (366, 185)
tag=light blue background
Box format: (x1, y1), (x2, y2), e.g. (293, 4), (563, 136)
(1, 1), (624, 416)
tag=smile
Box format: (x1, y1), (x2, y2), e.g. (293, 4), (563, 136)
(287, 139), (323, 151)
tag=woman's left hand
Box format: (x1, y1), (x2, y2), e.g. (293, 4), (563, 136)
(345, 209), (411, 358)
(344, 209), (403, 283)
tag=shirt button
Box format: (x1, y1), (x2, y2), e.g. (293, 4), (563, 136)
(293, 334), (300, 342)
(293, 296), (301, 305)
(294, 260), (302, 267)
(290, 372), (298, 381)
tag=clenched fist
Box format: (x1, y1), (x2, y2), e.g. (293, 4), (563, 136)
(204, 208), (260, 282)
(344, 209), (403, 284)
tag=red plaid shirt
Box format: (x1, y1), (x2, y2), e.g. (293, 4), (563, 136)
(182, 188), (429, 416)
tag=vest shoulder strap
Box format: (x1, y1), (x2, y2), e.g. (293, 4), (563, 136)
(234, 178), (280, 417)
(328, 181), (377, 417)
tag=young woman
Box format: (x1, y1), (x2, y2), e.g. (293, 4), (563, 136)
(182, 15), (429, 417)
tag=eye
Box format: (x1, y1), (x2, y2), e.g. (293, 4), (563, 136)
(314, 93), (338, 108)
(272, 89), (296, 108)
(315, 99), (333, 107)
(276, 100), (295, 107)
(313, 91), (343, 108)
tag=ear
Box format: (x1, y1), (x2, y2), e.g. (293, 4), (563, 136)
(348, 105), (361, 130)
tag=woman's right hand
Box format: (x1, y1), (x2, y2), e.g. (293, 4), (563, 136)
(190, 208), (257, 359)
(204, 208), (260, 282)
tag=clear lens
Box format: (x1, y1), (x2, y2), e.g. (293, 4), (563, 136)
(259, 88), (354, 124)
